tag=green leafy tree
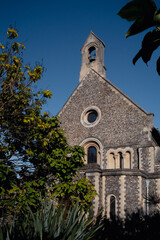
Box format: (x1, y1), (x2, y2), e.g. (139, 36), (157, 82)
(0, 28), (96, 219)
(118, 0), (160, 75)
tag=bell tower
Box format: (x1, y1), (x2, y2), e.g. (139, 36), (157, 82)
(79, 31), (106, 81)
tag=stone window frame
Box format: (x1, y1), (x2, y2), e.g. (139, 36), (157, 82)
(81, 106), (101, 128)
(80, 138), (103, 168)
(106, 194), (117, 219)
(106, 147), (134, 169)
(84, 142), (100, 165)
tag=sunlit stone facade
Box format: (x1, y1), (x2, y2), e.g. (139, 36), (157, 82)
(59, 32), (160, 218)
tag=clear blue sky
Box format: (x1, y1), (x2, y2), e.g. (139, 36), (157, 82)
(1, 0), (160, 129)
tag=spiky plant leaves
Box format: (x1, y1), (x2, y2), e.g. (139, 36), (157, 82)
(0, 197), (101, 240)
(0, 226), (11, 240)
(0, 228), (4, 240)
(2, 198), (101, 240)
(133, 29), (160, 65)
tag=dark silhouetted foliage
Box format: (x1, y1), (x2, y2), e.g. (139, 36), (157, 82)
(118, 0), (160, 75)
(92, 212), (160, 240)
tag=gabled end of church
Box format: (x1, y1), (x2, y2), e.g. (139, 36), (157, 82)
(59, 32), (160, 219)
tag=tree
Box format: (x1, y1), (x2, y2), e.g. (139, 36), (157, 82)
(0, 28), (96, 219)
(118, 0), (160, 75)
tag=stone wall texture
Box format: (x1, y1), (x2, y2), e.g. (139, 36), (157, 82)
(59, 69), (160, 217)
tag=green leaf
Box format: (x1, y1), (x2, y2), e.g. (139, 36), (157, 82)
(42, 90), (53, 98)
(0, 43), (5, 49)
(7, 28), (18, 39)
(118, 0), (157, 21)
(12, 42), (21, 53)
(156, 56), (160, 75)
(125, 17), (154, 38)
(118, 0), (158, 37)
(133, 49), (142, 65)
(153, 11), (160, 25)
(0, 27), (96, 217)
(133, 29), (160, 64)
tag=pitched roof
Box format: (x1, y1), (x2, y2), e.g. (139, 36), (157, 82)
(81, 31), (105, 51)
(58, 68), (153, 118)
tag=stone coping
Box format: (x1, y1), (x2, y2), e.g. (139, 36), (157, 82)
(81, 166), (160, 179)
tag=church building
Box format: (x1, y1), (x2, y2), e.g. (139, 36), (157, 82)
(58, 32), (160, 218)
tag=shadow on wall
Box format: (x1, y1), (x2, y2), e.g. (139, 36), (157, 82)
(92, 210), (160, 240)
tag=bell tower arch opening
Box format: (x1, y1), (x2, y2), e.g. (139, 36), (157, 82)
(79, 31), (106, 81)
(88, 46), (96, 63)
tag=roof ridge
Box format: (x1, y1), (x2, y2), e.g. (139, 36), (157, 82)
(81, 31), (105, 51)
(89, 68), (153, 116)
(58, 68), (153, 118)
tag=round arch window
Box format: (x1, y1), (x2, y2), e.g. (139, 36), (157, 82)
(80, 139), (102, 166)
(87, 146), (97, 163)
(110, 196), (116, 219)
(81, 106), (101, 127)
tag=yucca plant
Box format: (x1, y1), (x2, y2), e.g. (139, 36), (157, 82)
(0, 198), (101, 240)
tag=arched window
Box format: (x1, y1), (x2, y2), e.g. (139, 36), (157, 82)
(124, 151), (131, 169)
(88, 46), (96, 63)
(108, 153), (115, 169)
(110, 196), (116, 219)
(83, 141), (101, 165)
(117, 152), (123, 169)
(87, 146), (97, 163)
(107, 194), (117, 219)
